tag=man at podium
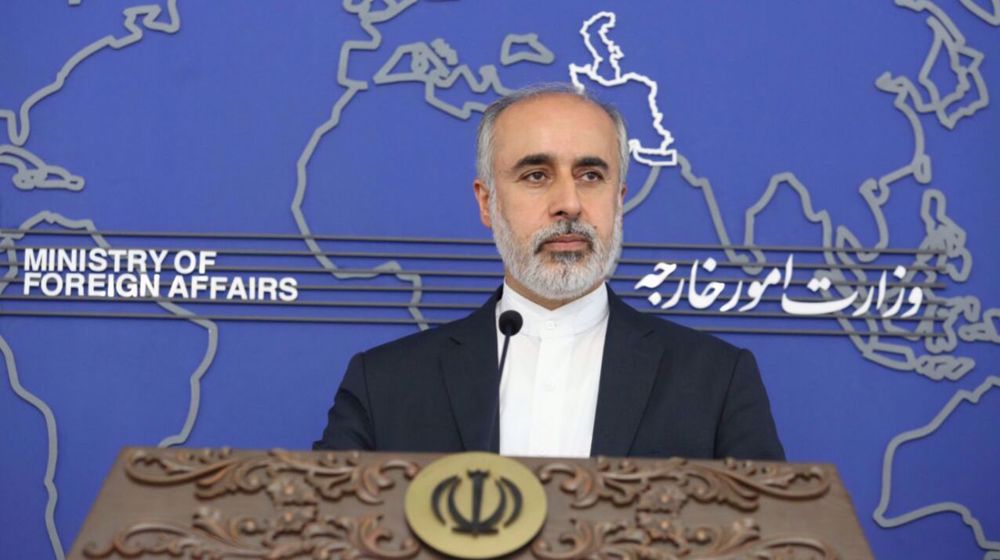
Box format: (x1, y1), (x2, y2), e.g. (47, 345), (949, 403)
(315, 83), (784, 461)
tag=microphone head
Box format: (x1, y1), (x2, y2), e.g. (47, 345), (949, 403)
(498, 310), (523, 337)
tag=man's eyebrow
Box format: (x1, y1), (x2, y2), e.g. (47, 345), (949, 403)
(511, 153), (555, 170)
(575, 156), (609, 170)
(511, 154), (611, 171)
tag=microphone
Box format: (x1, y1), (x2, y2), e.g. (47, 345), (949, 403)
(491, 310), (522, 453)
(499, 310), (523, 336)
(497, 310), (523, 380)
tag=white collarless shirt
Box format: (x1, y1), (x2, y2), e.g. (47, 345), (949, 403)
(496, 282), (610, 458)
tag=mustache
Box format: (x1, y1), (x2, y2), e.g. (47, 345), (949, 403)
(531, 220), (597, 254)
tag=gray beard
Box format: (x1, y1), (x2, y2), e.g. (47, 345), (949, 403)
(489, 192), (623, 301)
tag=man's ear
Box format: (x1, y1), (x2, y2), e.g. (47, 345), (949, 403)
(620, 183), (628, 205)
(473, 178), (493, 228)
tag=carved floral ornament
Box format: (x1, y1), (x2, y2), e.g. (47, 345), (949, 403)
(531, 457), (836, 560)
(83, 448), (422, 560)
(83, 450), (837, 560)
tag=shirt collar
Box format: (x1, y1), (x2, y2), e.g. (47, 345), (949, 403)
(498, 281), (609, 338)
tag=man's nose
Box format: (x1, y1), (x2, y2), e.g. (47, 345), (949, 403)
(548, 173), (582, 219)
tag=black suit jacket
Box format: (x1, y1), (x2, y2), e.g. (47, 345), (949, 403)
(314, 287), (784, 460)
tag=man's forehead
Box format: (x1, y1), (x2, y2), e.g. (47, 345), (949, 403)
(491, 94), (618, 166)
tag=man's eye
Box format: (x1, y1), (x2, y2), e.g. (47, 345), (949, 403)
(581, 171), (604, 182)
(524, 171), (547, 182)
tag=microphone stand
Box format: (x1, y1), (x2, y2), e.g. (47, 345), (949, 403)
(491, 310), (523, 452)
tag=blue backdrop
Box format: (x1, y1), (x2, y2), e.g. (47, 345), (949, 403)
(2, 1), (999, 558)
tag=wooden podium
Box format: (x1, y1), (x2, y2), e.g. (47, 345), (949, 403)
(70, 448), (873, 559)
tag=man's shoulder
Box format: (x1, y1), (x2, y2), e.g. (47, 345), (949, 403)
(612, 294), (743, 361)
(360, 308), (482, 361)
(649, 313), (739, 353)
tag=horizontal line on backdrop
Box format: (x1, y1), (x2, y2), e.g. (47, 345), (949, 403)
(0, 229), (945, 256)
(0, 310), (942, 337)
(0, 267), (945, 289)
(3, 246), (946, 273)
(0, 295), (945, 323)
(0, 277), (947, 304)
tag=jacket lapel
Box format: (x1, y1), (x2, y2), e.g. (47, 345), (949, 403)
(439, 289), (502, 452)
(590, 288), (664, 457)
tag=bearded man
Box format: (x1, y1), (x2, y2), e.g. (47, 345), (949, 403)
(314, 84), (784, 460)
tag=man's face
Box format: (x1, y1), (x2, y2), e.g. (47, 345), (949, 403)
(474, 93), (626, 306)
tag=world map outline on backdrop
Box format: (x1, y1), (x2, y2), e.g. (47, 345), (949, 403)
(1, 1), (997, 558)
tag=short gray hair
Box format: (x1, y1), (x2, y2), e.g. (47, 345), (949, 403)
(475, 83), (629, 190)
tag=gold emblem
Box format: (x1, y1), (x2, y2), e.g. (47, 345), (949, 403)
(405, 452), (547, 558)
